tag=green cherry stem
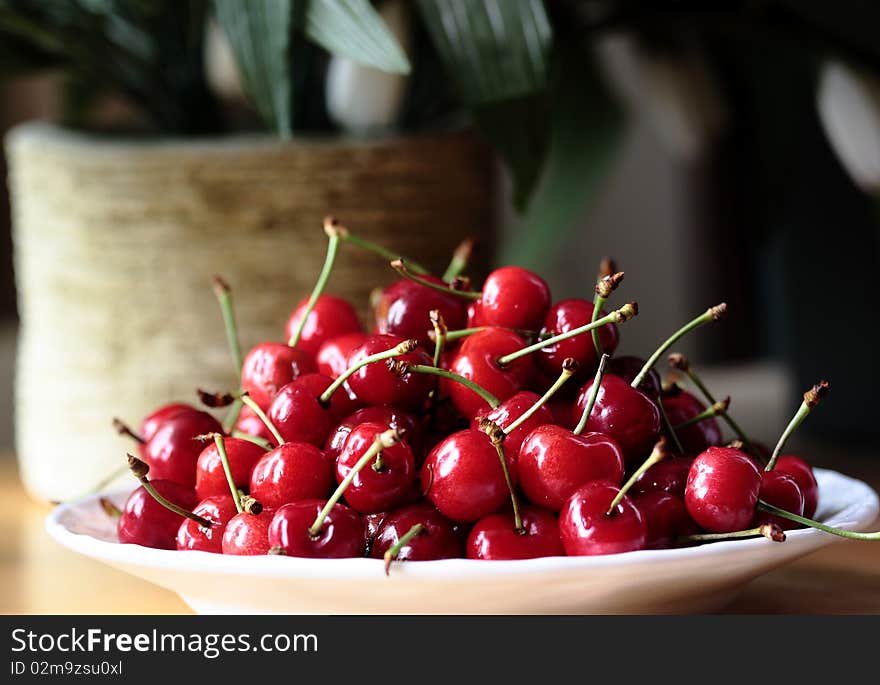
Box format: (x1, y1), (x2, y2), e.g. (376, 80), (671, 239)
(631, 303), (727, 390)
(430, 309), (446, 369)
(212, 276), (244, 372)
(765, 381), (830, 471)
(606, 438), (668, 516)
(309, 429), (400, 537)
(756, 501), (880, 540)
(239, 394), (284, 446)
(680, 523), (786, 544)
(479, 419), (524, 533)
(318, 339), (418, 406)
(505, 358), (578, 436)
(384, 523), (425, 575)
(657, 400), (685, 454)
(591, 271), (625, 358)
(387, 360), (500, 410)
(230, 430), (273, 451)
(390, 259), (482, 300)
(334, 222), (430, 275)
(497, 303), (638, 367)
(441, 237), (475, 282)
(671, 397), (730, 431)
(127, 454), (212, 527)
(287, 218), (341, 348)
(430, 326), (540, 344)
(573, 353), (610, 436)
(212, 433), (243, 514)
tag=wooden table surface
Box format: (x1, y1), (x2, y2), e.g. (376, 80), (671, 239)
(2, 454), (878, 615)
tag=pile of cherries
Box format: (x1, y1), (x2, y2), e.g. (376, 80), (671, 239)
(107, 218), (877, 572)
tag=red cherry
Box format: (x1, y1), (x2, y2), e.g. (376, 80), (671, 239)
(472, 391), (554, 460)
(268, 500), (364, 558)
(141, 411), (224, 489)
(518, 426), (625, 512)
(335, 421), (416, 513)
(774, 455), (819, 518)
(194, 437), (266, 501)
(268, 373), (357, 447)
(753, 470), (805, 530)
(221, 510), (273, 555)
(249, 442), (333, 509)
(374, 277), (467, 347)
(370, 503), (462, 562)
(684, 446), (762, 532)
(466, 506), (564, 560)
(475, 266), (551, 331)
(421, 429), (514, 523)
(572, 374), (661, 463)
(117, 480), (197, 550)
(233, 405), (275, 443)
(284, 294), (363, 358)
(176, 495), (238, 553)
(139, 403), (201, 444)
(346, 334), (433, 410)
(363, 511), (389, 549)
(632, 491), (698, 549)
(324, 406), (425, 465)
(606, 356), (662, 397)
(537, 299), (618, 380)
(316, 332), (369, 378)
(447, 328), (536, 419)
(662, 390), (722, 454)
(630, 455), (694, 499)
(559, 480), (647, 555)
(240, 342), (316, 410)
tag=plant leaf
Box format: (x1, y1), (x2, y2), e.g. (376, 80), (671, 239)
(214, 0), (294, 136)
(302, 0), (410, 74)
(416, 0), (552, 104)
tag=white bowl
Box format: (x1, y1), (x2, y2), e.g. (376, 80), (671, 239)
(46, 468), (879, 614)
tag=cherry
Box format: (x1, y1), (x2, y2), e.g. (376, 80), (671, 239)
(335, 421), (415, 513)
(606, 356), (661, 396)
(221, 509), (273, 555)
(249, 441), (333, 509)
(176, 494), (238, 553)
(240, 342), (316, 411)
(363, 511), (388, 550)
(472, 266), (551, 331)
(630, 455), (694, 499)
(284, 294), (363, 358)
(140, 403), (202, 444)
(195, 437), (266, 500)
(559, 480), (647, 556)
(268, 500), (364, 558)
(537, 299), (619, 380)
(753, 470), (805, 531)
(374, 277), (467, 347)
(473, 391), (555, 461)
(684, 446), (762, 533)
(268, 373), (358, 447)
(774, 455), (819, 518)
(117, 479), (198, 550)
(466, 506), (564, 560)
(315, 332), (369, 378)
(662, 389), (722, 454)
(632, 491), (698, 549)
(141, 410), (224, 489)
(370, 503), (462, 563)
(233, 405), (275, 443)
(518, 426), (625, 512)
(324, 406), (425, 465)
(345, 335), (433, 410)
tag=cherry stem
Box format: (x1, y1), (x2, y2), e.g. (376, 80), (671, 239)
(334, 222), (430, 275)
(222, 398), (244, 435)
(213, 434), (243, 514)
(606, 438), (668, 516)
(112, 418), (144, 444)
(390, 259), (482, 300)
(430, 309), (446, 369)
(384, 523), (425, 575)
(479, 419), (524, 533)
(671, 397), (730, 431)
(631, 303), (727, 389)
(573, 353), (610, 435)
(99, 497), (122, 519)
(430, 326), (539, 343)
(657, 400), (685, 454)
(756, 500), (880, 540)
(127, 454), (212, 527)
(591, 271), (625, 358)
(504, 358), (578, 436)
(309, 429), (400, 537)
(229, 430), (273, 451)
(680, 523), (786, 543)
(441, 237), (475, 282)
(239, 394), (284, 446)
(319, 339), (418, 405)
(287, 220), (341, 348)
(212, 276), (244, 373)
(765, 381), (830, 471)
(391, 362), (500, 409)
(497, 303), (638, 367)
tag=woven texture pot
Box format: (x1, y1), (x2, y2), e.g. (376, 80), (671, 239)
(6, 122), (493, 501)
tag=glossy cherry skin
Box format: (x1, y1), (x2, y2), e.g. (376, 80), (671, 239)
(661, 390), (722, 454)
(606, 356), (662, 397)
(572, 374), (661, 463)
(537, 299), (619, 380)
(139, 403), (201, 444)
(176, 495), (238, 553)
(421, 429), (514, 523)
(684, 446), (763, 533)
(221, 510), (273, 555)
(633, 491), (698, 549)
(249, 441), (333, 509)
(325, 406), (425, 465)
(268, 500), (364, 558)
(335, 421), (416, 513)
(195, 437), (267, 501)
(233, 405), (275, 444)
(753, 470), (805, 530)
(315, 332), (369, 378)
(559, 480), (647, 556)
(141, 411), (224, 489)
(374, 277), (467, 347)
(240, 341), (316, 410)
(466, 506), (564, 560)
(370, 503), (462, 562)
(117, 480), (197, 550)
(472, 391), (554, 461)
(363, 511), (388, 550)
(473, 266), (551, 331)
(284, 294), (363, 358)
(518, 426), (625, 512)
(775, 455), (819, 518)
(631, 455), (694, 499)
(447, 328), (536, 420)
(268, 373), (357, 447)
(346, 334), (434, 411)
